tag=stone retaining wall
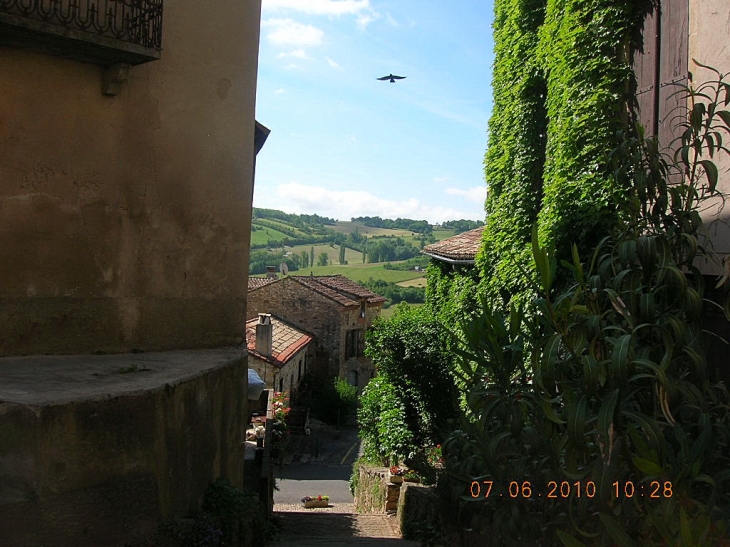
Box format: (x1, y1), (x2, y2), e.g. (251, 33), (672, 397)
(353, 463), (440, 539)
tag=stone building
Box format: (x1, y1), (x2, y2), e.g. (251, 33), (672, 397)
(247, 275), (386, 392)
(0, 0), (263, 545)
(246, 313), (314, 393)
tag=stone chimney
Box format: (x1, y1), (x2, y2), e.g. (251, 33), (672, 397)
(265, 266), (278, 279)
(255, 313), (272, 356)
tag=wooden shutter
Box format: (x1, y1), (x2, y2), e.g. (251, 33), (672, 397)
(632, 0), (690, 148)
(633, 6), (659, 137)
(657, 0), (690, 152)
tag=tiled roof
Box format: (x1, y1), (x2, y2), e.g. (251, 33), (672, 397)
(245, 315), (313, 367)
(290, 275), (387, 307)
(422, 226), (484, 263)
(248, 276), (277, 291)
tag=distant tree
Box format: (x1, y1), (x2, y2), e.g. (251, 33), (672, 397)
(301, 250), (308, 267)
(310, 246), (314, 267)
(339, 243), (347, 265)
(317, 252), (329, 266)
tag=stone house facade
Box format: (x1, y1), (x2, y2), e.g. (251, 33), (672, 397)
(246, 313), (314, 393)
(247, 275), (385, 392)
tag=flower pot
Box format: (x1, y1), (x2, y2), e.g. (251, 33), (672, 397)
(404, 476), (421, 483)
(388, 473), (404, 484)
(302, 499), (329, 508)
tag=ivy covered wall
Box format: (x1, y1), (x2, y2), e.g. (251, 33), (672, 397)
(478, 0), (654, 305)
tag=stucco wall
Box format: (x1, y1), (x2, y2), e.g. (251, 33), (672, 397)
(0, 352), (247, 547)
(249, 345), (310, 391)
(690, 1), (730, 263)
(0, 0), (261, 355)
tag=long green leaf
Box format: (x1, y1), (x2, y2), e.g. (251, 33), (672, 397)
(599, 513), (638, 547)
(557, 530), (587, 547)
(597, 388), (619, 441)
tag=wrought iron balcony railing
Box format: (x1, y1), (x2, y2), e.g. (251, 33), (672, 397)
(0, 0), (162, 65)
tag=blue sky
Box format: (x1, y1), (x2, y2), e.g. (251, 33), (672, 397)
(253, 0), (494, 224)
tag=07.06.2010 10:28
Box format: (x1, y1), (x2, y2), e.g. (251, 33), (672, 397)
(469, 479), (673, 499)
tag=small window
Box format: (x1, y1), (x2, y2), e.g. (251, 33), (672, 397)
(347, 369), (359, 387)
(360, 300), (366, 318)
(346, 329), (365, 359)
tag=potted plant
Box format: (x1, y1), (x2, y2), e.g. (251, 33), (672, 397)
(388, 465), (405, 484)
(404, 470), (421, 483)
(301, 495), (329, 508)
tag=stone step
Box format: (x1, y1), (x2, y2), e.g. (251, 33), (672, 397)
(270, 511), (420, 546)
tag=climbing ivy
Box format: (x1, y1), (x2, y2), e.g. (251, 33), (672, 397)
(479, 0), (654, 308)
(480, 0), (547, 306)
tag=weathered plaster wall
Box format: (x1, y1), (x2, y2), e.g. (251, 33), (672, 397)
(690, 0), (730, 263)
(0, 0), (261, 355)
(0, 353), (247, 547)
(248, 345), (310, 391)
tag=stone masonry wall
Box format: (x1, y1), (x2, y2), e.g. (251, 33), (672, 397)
(248, 277), (349, 377)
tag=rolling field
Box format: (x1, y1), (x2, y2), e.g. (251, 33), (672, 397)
(250, 225), (291, 246)
(289, 262), (425, 284)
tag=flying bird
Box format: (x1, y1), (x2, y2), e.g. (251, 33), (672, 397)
(377, 74), (406, 83)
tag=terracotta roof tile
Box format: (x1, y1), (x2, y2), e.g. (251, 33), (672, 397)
(290, 275), (386, 307)
(248, 277), (277, 291)
(422, 226), (484, 263)
(245, 315), (313, 367)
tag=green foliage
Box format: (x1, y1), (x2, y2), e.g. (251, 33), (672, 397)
(480, 0), (655, 309)
(352, 216), (433, 235)
(364, 237), (421, 263)
(317, 252), (329, 266)
(363, 305), (458, 462)
(249, 249), (300, 275)
(309, 376), (358, 425)
(425, 260), (481, 335)
(443, 71), (730, 546)
(158, 478), (270, 546)
(440, 219), (485, 234)
(358, 375), (414, 465)
(358, 278), (425, 307)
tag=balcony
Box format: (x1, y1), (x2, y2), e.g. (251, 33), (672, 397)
(0, 0), (162, 66)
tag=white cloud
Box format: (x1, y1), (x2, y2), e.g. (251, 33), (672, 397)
(326, 57), (341, 69)
(446, 186), (487, 204)
(265, 182), (482, 224)
(274, 88), (286, 94)
(262, 18), (324, 47)
(264, 0), (373, 17)
(278, 48), (309, 59)
(385, 12), (399, 27)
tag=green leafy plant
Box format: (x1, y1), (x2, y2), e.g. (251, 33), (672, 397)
(358, 375), (415, 466)
(157, 478), (270, 546)
(444, 68), (730, 547)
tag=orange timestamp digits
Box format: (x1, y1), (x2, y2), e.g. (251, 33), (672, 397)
(469, 479), (674, 499)
(470, 480), (597, 499)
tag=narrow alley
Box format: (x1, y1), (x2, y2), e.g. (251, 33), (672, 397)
(269, 421), (420, 547)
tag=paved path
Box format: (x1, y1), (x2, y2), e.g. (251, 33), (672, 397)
(270, 510), (421, 546)
(270, 422), (420, 546)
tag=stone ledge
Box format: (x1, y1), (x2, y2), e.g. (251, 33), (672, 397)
(0, 347), (246, 405)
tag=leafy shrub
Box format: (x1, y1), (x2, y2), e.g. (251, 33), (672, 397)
(358, 375), (414, 465)
(158, 478), (270, 546)
(444, 68), (730, 547)
(365, 304), (457, 447)
(309, 376), (358, 425)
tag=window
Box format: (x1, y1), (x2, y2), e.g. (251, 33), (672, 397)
(345, 329), (364, 359)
